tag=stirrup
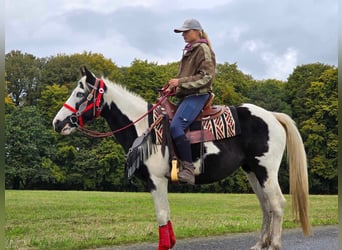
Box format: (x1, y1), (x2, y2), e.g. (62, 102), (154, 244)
(170, 159), (179, 182)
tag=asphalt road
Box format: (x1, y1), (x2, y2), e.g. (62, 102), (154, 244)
(97, 225), (338, 250)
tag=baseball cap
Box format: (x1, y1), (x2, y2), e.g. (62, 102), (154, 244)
(174, 19), (203, 33)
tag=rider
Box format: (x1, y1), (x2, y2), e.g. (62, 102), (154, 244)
(162, 19), (216, 185)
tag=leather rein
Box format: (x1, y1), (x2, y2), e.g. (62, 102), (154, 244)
(63, 78), (171, 138)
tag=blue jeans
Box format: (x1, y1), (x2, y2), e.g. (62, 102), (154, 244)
(170, 94), (210, 139)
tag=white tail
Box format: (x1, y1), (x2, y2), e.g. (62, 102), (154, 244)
(273, 112), (312, 236)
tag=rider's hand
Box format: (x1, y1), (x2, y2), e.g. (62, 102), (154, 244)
(161, 79), (179, 96)
(168, 79), (179, 88)
(162, 86), (172, 95)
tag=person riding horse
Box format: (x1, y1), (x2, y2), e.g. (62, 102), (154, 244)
(162, 19), (216, 185)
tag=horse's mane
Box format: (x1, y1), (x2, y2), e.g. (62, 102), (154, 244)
(98, 77), (150, 137)
(101, 77), (148, 110)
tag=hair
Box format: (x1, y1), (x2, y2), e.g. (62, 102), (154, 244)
(199, 30), (212, 50)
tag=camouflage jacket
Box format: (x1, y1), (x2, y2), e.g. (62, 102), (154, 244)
(176, 42), (216, 99)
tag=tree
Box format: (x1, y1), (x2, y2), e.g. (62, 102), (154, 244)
(123, 59), (178, 103)
(40, 52), (123, 89)
(214, 62), (253, 105)
(5, 106), (59, 189)
(300, 67), (337, 193)
(5, 50), (42, 106)
(38, 84), (69, 125)
(4, 72), (15, 114)
(285, 63), (331, 123)
(69, 138), (127, 191)
(247, 79), (291, 114)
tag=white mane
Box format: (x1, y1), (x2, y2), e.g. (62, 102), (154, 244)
(101, 77), (150, 136)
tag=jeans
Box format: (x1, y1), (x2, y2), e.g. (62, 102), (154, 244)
(170, 93), (210, 139)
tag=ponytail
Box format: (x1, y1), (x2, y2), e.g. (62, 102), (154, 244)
(200, 31), (212, 50)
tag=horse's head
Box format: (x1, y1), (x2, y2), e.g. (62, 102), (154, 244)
(53, 66), (106, 135)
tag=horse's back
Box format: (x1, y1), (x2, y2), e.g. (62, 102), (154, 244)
(195, 103), (282, 184)
(236, 103), (286, 141)
(235, 103), (286, 177)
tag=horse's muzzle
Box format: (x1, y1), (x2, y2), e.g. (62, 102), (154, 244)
(53, 118), (74, 134)
(53, 119), (65, 133)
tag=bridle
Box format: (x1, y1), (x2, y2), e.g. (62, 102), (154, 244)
(63, 78), (172, 138)
(63, 78), (105, 128)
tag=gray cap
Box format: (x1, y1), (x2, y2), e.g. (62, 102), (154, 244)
(174, 19), (203, 33)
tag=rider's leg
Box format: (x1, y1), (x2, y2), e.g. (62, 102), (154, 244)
(170, 94), (209, 185)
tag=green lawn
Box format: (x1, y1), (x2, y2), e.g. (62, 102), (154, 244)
(5, 191), (338, 250)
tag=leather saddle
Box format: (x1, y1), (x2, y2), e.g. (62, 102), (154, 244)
(155, 93), (225, 144)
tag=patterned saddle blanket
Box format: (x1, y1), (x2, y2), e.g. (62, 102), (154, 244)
(149, 99), (241, 145)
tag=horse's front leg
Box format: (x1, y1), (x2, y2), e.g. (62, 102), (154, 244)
(151, 175), (176, 250)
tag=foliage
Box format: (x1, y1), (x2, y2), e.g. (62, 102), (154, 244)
(38, 84), (69, 125)
(62, 138), (128, 191)
(4, 74), (15, 113)
(247, 79), (292, 114)
(4, 50), (337, 194)
(285, 63), (332, 122)
(5, 50), (42, 106)
(122, 59), (178, 103)
(298, 67), (338, 193)
(40, 52), (123, 89)
(5, 106), (58, 189)
(214, 62), (252, 105)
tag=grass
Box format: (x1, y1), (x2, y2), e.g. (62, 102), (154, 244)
(5, 191), (338, 250)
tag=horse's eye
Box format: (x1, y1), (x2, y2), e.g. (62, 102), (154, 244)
(76, 92), (84, 98)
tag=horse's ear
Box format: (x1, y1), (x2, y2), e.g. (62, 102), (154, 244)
(80, 66), (86, 76)
(81, 66), (96, 85)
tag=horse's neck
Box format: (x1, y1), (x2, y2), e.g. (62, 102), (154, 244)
(101, 80), (150, 152)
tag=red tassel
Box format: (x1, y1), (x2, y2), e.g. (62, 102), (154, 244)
(168, 220), (176, 248)
(158, 224), (171, 250)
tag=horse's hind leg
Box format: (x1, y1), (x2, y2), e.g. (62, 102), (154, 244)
(246, 171), (286, 250)
(245, 172), (272, 250)
(263, 173), (286, 250)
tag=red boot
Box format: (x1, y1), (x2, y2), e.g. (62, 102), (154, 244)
(158, 221), (177, 250)
(158, 224), (171, 250)
(167, 221), (176, 248)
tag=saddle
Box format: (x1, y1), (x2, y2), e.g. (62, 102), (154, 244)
(153, 93), (229, 144)
(127, 94), (240, 180)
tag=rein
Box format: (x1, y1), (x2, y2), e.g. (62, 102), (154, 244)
(64, 78), (172, 138)
(77, 97), (167, 138)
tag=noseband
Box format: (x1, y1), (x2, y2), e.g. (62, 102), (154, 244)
(63, 78), (105, 128)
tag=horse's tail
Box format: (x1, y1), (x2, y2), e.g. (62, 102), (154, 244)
(273, 112), (312, 236)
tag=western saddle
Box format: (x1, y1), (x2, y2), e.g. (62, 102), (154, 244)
(155, 93), (225, 144)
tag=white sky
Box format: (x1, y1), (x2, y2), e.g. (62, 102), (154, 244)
(5, 0), (338, 80)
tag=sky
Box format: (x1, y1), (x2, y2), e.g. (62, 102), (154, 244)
(5, 0), (338, 81)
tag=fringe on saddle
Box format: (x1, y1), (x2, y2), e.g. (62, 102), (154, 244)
(125, 115), (170, 180)
(126, 130), (155, 179)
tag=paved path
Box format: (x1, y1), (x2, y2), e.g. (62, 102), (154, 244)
(97, 225), (338, 250)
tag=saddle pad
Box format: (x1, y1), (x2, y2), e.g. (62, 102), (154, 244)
(151, 105), (241, 145)
(201, 106), (240, 141)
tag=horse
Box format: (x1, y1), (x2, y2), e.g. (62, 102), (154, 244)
(53, 67), (311, 250)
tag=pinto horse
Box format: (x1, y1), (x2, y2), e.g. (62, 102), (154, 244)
(53, 67), (311, 250)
